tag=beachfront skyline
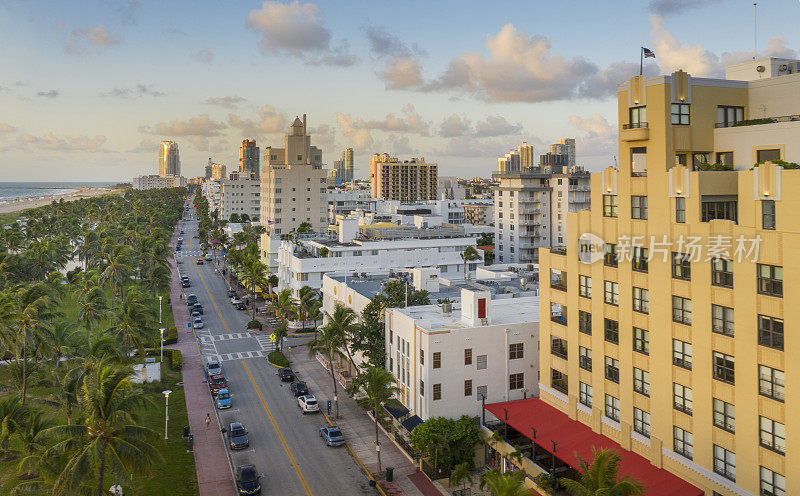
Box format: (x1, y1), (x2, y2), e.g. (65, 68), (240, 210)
(1, 0), (798, 181)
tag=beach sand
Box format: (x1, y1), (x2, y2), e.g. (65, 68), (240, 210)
(0, 187), (114, 214)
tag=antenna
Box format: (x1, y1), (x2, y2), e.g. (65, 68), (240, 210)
(753, 3), (757, 60)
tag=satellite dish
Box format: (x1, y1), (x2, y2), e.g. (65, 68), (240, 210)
(756, 65), (766, 73)
(779, 64), (788, 71)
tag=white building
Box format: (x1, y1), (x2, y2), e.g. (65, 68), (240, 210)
(220, 171), (260, 221)
(386, 288), (539, 420)
(549, 138), (576, 169)
(132, 174), (186, 190)
(201, 180), (221, 212)
(462, 200), (494, 226)
(438, 176), (466, 200)
(326, 187), (376, 222)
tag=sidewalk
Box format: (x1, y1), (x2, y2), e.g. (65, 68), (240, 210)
(286, 346), (445, 496)
(167, 222), (236, 496)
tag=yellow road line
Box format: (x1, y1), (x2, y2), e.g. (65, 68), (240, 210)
(195, 264), (231, 333)
(242, 361), (314, 496)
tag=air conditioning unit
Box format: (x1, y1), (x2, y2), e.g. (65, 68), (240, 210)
(779, 64), (788, 71)
(756, 65), (766, 73)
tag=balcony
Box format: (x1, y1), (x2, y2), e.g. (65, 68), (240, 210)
(621, 122), (649, 141)
(715, 114), (800, 128)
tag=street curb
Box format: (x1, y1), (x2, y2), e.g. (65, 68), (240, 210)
(322, 412), (389, 496)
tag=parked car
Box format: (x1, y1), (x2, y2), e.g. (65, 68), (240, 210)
(196, 259), (204, 265)
(181, 275), (190, 282)
(206, 361), (223, 377)
(297, 395), (319, 414)
(231, 297), (242, 306)
(205, 255), (213, 261)
(319, 426), (345, 447)
(177, 236), (183, 242)
(208, 374), (227, 395)
(235, 465), (262, 495)
(187, 294), (198, 305)
(182, 280), (191, 288)
(193, 317), (204, 329)
(216, 389), (231, 409)
(279, 368), (294, 382)
(191, 311), (201, 319)
(290, 381), (309, 397)
(228, 289), (236, 298)
(227, 422), (249, 450)
(235, 301), (246, 310)
(192, 303), (204, 315)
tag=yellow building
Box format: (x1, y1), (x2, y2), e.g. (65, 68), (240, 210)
(534, 61), (800, 496)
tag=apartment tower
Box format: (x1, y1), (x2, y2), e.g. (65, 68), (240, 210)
(239, 139), (260, 178)
(158, 140), (180, 177)
(369, 153), (438, 201)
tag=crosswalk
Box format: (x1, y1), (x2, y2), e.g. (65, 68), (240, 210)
(195, 329), (276, 363)
(176, 250), (206, 257)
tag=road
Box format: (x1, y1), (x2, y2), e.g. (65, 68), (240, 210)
(176, 204), (373, 496)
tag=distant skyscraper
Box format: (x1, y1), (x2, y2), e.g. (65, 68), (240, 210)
(239, 139), (260, 178)
(497, 141), (532, 173)
(210, 162), (226, 181)
(549, 138), (576, 168)
(158, 141), (180, 177)
(343, 147), (354, 182)
(205, 158), (213, 180)
(370, 153), (437, 201)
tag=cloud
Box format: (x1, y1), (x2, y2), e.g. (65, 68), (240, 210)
(386, 135), (418, 155)
(100, 84), (164, 98)
(378, 57), (423, 89)
(649, 15), (721, 76)
(308, 123), (335, 151)
(64, 24), (120, 54)
(439, 114), (472, 138)
(103, 0), (139, 24)
(436, 136), (512, 158)
(362, 24), (424, 59)
(569, 114), (614, 138)
(0, 123), (16, 133)
(336, 113), (374, 150)
(128, 139), (158, 153)
(205, 96), (246, 108)
(569, 114), (617, 168)
(193, 48), (214, 64)
(246, 1), (356, 66)
(139, 114), (226, 137)
(227, 105), (289, 136)
(336, 105), (429, 151)
(37, 90), (59, 98)
(720, 37), (798, 68)
(474, 115), (522, 138)
(648, 0), (721, 15)
(15, 132), (107, 152)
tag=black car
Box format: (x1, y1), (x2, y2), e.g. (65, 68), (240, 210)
(228, 422), (249, 450)
(236, 465), (262, 495)
(186, 294), (197, 306)
(290, 381), (309, 397)
(235, 301), (246, 310)
(279, 368), (295, 382)
(182, 280), (191, 288)
(228, 289), (236, 298)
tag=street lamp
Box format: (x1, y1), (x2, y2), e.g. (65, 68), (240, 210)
(158, 295), (163, 324)
(334, 394), (339, 419)
(160, 328), (166, 364)
(162, 390), (172, 440)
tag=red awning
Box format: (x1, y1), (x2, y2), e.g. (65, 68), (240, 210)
(484, 398), (702, 496)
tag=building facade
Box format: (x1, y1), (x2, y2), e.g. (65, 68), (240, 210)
(220, 171), (260, 221)
(550, 138), (576, 169)
(158, 140), (180, 177)
(462, 201), (494, 226)
(369, 153), (438, 201)
(239, 139), (260, 178)
(497, 141), (534, 173)
(132, 174), (186, 190)
(210, 162), (226, 181)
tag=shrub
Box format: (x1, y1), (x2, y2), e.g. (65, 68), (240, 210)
(268, 351), (289, 367)
(169, 349), (183, 370)
(163, 326), (178, 345)
(247, 320), (262, 330)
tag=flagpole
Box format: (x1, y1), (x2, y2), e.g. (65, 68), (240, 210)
(640, 47), (643, 76)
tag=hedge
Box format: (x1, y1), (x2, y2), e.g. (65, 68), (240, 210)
(267, 351), (289, 367)
(144, 348), (183, 371)
(247, 320), (262, 330)
(162, 326), (178, 345)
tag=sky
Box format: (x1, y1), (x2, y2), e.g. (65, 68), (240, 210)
(0, 0), (798, 182)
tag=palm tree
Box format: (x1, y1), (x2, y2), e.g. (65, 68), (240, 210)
(15, 410), (54, 477)
(560, 447), (646, 496)
(324, 303), (360, 377)
(449, 462), (474, 493)
(42, 364), (163, 496)
(78, 286), (107, 351)
(6, 284), (53, 404)
(461, 245), (481, 278)
(298, 285), (316, 330)
(0, 395), (28, 458)
(100, 244), (133, 312)
(307, 321), (346, 419)
(267, 274), (279, 297)
(306, 300), (322, 329)
(39, 320), (77, 374)
(111, 287), (153, 354)
(479, 468), (531, 496)
(270, 289), (298, 333)
(353, 366), (398, 473)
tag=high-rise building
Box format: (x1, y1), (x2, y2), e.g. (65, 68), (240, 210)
(220, 171), (260, 222)
(343, 147), (354, 182)
(532, 58), (800, 496)
(260, 114), (328, 238)
(331, 148), (355, 185)
(550, 138), (576, 169)
(369, 153), (437, 201)
(204, 159), (213, 180)
(210, 162), (226, 181)
(497, 141), (534, 173)
(158, 141), (180, 177)
(239, 139), (260, 178)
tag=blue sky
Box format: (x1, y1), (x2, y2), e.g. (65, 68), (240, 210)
(1, 0), (798, 181)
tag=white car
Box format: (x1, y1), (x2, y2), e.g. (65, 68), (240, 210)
(193, 317), (204, 329)
(297, 395), (319, 414)
(231, 297), (242, 306)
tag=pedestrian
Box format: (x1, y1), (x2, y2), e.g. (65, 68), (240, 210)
(205, 413), (211, 430)
(180, 292), (183, 300)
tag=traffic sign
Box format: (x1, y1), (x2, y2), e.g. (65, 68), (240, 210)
(269, 333), (276, 342)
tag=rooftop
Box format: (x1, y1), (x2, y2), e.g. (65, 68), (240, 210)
(395, 294), (539, 330)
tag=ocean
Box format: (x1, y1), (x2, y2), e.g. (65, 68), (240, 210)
(0, 182), (113, 202)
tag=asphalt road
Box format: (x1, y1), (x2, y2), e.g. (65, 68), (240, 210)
(176, 205), (373, 496)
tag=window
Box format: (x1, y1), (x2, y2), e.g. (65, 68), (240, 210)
(509, 373), (524, 390)
(602, 194), (618, 217)
(759, 365), (785, 402)
(628, 106), (647, 128)
(631, 195), (648, 219)
(633, 327), (649, 355)
(675, 197), (686, 223)
(712, 305), (734, 337)
(420, 380), (424, 396)
(604, 243), (618, 267)
(673, 427), (693, 460)
(759, 417), (785, 454)
(605, 356), (619, 383)
(715, 151), (734, 166)
(762, 200), (776, 230)
(632, 287), (649, 314)
(579, 382), (593, 408)
(693, 153), (710, 168)
(509, 343), (524, 360)
(712, 351), (735, 384)
(551, 369), (568, 394)
(433, 384), (442, 400)
(579, 347), (592, 371)
(716, 105), (744, 127)
(632, 247), (649, 272)
(757, 264), (783, 297)
(476, 354), (487, 370)
(709, 259), (734, 289)
(713, 445), (736, 482)
(713, 399), (735, 433)
(760, 467), (786, 496)
(420, 349), (424, 365)
(464, 348), (472, 365)
(672, 252), (691, 280)
(672, 296), (692, 324)
(605, 394), (620, 422)
(633, 408), (651, 437)
(676, 153), (687, 166)
(757, 148), (781, 163)
(673, 383), (693, 414)
(578, 311), (592, 335)
(604, 319), (619, 344)
(671, 103), (690, 125)
(551, 337), (568, 359)
(578, 275), (592, 298)
(673, 339), (692, 369)
(432, 352), (441, 369)
(633, 368), (650, 396)
(464, 380), (472, 396)
(604, 281), (619, 306)
(477, 385), (487, 401)
(758, 315), (784, 350)
(702, 200), (737, 223)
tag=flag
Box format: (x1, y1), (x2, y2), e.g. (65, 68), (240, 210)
(642, 47), (656, 58)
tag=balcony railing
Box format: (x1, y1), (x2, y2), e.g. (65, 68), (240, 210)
(623, 122), (648, 129)
(715, 114), (800, 128)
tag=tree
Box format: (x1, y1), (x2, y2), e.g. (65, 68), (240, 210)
(78, 286), (107, 351)
(318, 247), (329, 258)
(297, 222), (312, 233)
(383, 279), (429, 308)
(449, 462), (474, 492)
(350, 295), (387, 368)
(229, 213), (241, 223)
(267, 274), (279, 296)
(270, 289), (298, 345)
(100, 244), (133, 313)
(15, 410), (54, 477)
(322, 303), (360, 378)
(307, 314), (347, 418)
(461, 245), (481, 277)
(479, 468), (531, 496)
(352, 366), (398, 473)
(111, 287), (153, 353)
(560, 447), (646, 496)
(0, 395), (28, 457)
(410, 415), (481, 472)
(298, 285), (317, 330)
